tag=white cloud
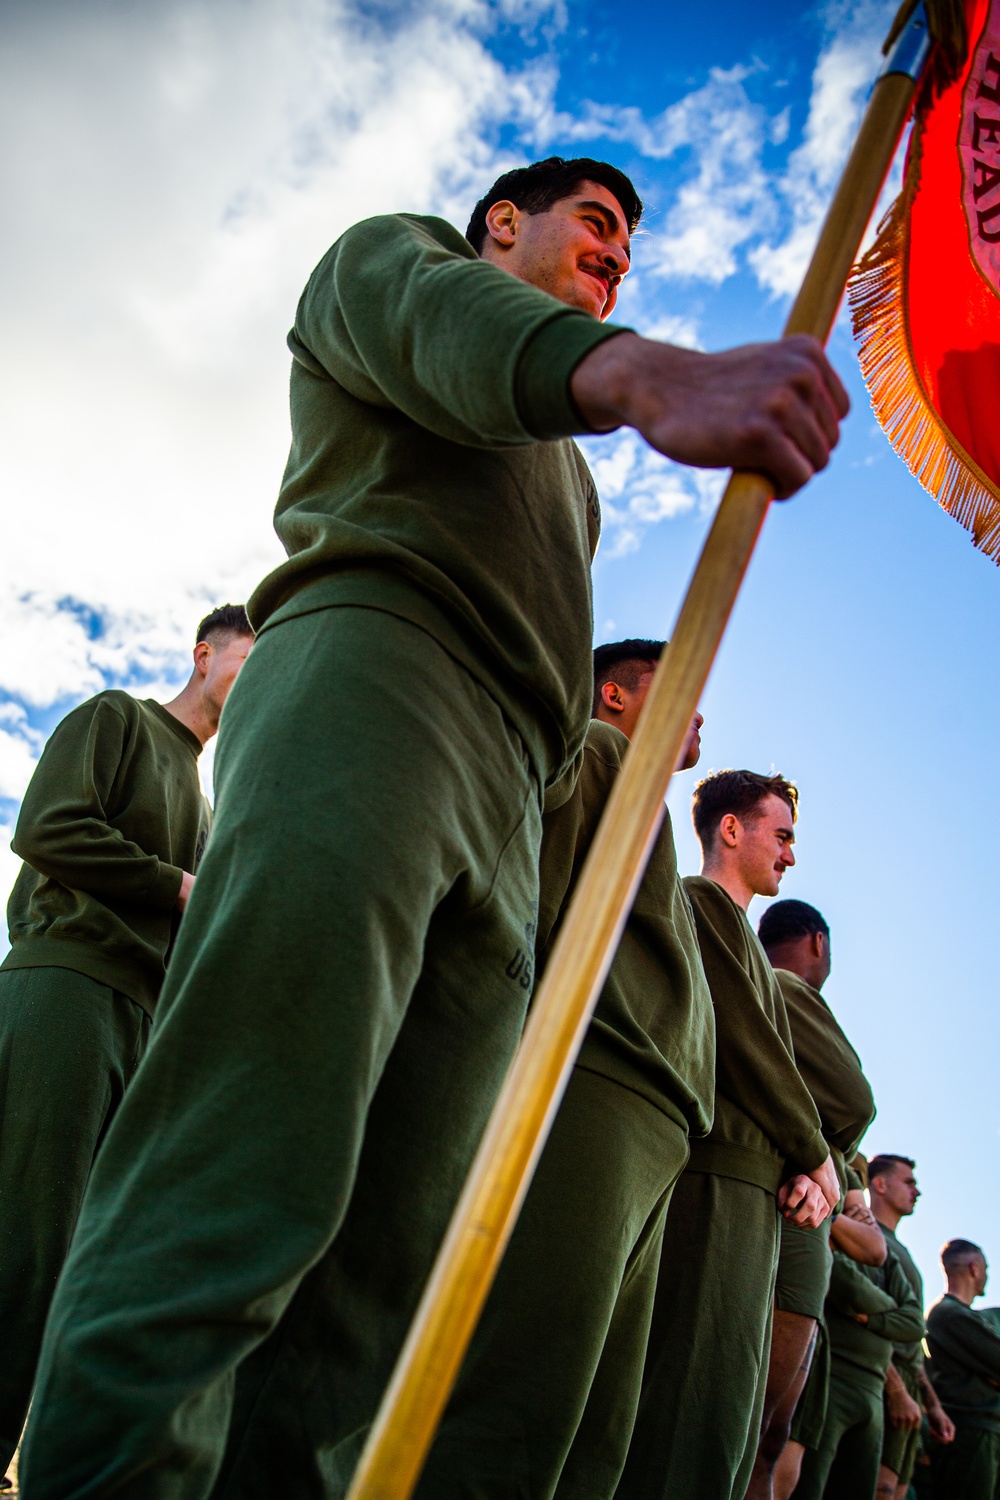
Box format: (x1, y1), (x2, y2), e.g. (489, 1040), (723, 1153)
(580, 430), (726, 558)
(749, 0), (898, 297)
(0, 704), (43, 802)
(0, 0), (561, 713)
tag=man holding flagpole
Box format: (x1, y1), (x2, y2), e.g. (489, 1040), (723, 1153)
(20, 156), (847, 1499)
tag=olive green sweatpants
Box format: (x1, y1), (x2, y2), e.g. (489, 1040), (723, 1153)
(794, 1362), (884, 1500)
(21, 604), (543, 1500)
(0, 967), (148, 1473)
(930, 1423), (1000, 1498)
(0, 960), (148, 1476)
(414, 1071), (688, 1500)
(615, 1172), (780, 1500)
(881, 1366), (922, 1486)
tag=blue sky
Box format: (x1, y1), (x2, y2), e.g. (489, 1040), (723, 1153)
(1, 0), (996, 1307)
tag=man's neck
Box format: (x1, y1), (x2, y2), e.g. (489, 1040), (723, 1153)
(162, 679), (215, 750)
(872, 1202), (902, 1235)
(700, 856), (753, 912)
(947, 1281), (977, 1307)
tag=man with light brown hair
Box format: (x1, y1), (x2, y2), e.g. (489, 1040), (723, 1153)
(619, 770), (839, 1500)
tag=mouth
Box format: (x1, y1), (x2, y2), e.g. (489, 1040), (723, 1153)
(579, 265), (612, 298)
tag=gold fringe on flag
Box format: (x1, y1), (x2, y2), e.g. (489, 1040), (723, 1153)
(848, 123), (1000, 562)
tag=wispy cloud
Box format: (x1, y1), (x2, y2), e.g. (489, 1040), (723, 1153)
(580, 432), (726, 558)
(750, 0), (898, 296)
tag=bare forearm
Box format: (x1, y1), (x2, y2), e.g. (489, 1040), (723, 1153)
(570, 331), (849, 498)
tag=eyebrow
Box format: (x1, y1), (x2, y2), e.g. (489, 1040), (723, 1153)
(577, 199), (631, 261)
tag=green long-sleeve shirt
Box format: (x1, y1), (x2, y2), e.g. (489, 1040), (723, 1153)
(535, 721), (715, 1133)
(826, 1248), (924, 1392)
(927, 1295), (1000, 1433)
(249, 213), (626, 786)
(879, 1223), (925, 1379)
(2, 692), (210, 1016)
(776, 969), (875, 1192)
(682, 878), (827, 1193)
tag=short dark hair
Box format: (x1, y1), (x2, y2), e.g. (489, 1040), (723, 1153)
(868, 1154), (916, 1183)
(466, 157), (643, 254)
(592, 639), (664, 715)
(942, 1238), (985, 1270)
(691, 769), (798, 851)
(758, 899), (829, 951)
(196, 604), (253, 647)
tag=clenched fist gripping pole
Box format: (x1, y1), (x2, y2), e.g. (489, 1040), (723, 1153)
(347, 8), (938, 1497)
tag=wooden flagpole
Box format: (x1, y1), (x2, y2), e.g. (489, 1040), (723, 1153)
(346, 12), (932, 1500)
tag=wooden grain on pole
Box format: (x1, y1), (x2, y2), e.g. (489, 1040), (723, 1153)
(346, 68), (918, 1500)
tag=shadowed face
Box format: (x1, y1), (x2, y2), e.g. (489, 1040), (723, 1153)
(199, 632), (253, 719)
(598, 666), (703, 765)
(482, 180), (631, 319)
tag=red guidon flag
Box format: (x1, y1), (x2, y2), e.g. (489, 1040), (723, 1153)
(849, 0), (1000, 558)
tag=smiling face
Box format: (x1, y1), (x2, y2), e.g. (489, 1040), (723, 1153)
(480, 179), (631, 319)
(728, 792), (797, 899)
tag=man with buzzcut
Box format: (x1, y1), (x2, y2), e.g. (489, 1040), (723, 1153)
(0, 604), (252, 1489)
(869, 1155), (955, 1498)
(926, 1240), (1000, 1497)
(793, 1176), (923, 1500)
(21, 156), (848, 1499)
(618, 771), (840, 1500)
(416, 639), (712, 1499)
(746, 899), (877, 1499)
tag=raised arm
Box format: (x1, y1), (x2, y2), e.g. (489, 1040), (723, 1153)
(12, 697), (184, 911)
(570, 331), (850, 499)
(294, 213), (622, 449)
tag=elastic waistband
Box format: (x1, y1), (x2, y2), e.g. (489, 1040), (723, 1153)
(257, 568), (563, 788)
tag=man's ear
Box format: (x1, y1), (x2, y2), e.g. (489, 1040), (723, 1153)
(811, 930), (825, 959)
(600, 681), (626, 715)
(484, 199), (519, 248)
(718, 813), (739, 849)
(193, 641), (212, 679)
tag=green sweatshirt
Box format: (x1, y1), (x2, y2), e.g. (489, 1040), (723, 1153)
(535, 721), (714, 1133)
(927, 1295), (1000, 1433)
(879, 1224), (925, 1380)
(2, 692), (210, 1016)
(248, 213), (626, 786)
(775, 969), (875, 1193)
(825, 1249), (924, 1393)
(682, 878), (827, 1193)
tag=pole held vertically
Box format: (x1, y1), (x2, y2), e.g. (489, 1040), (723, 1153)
(347, 12), (931, 1499)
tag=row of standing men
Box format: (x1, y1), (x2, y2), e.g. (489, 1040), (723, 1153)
(3, 618), (999, 1499)
(0, 156), (973, 1498)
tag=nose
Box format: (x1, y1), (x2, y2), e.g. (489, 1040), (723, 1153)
(694, 712), (705, 730)
(600, 245), (628, 277)
(783, 847), (796, 867)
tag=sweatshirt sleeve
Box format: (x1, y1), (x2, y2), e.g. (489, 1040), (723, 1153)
(12, 698), (183, 911)
(828, 1252), (899, 1320)
(932, 1307), (1000, 1381)
(535, 731), (623, 964)
(292, 214), (627, 449)
(867, 1256), (925, 1342)
(690, 887), (827, 1170)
